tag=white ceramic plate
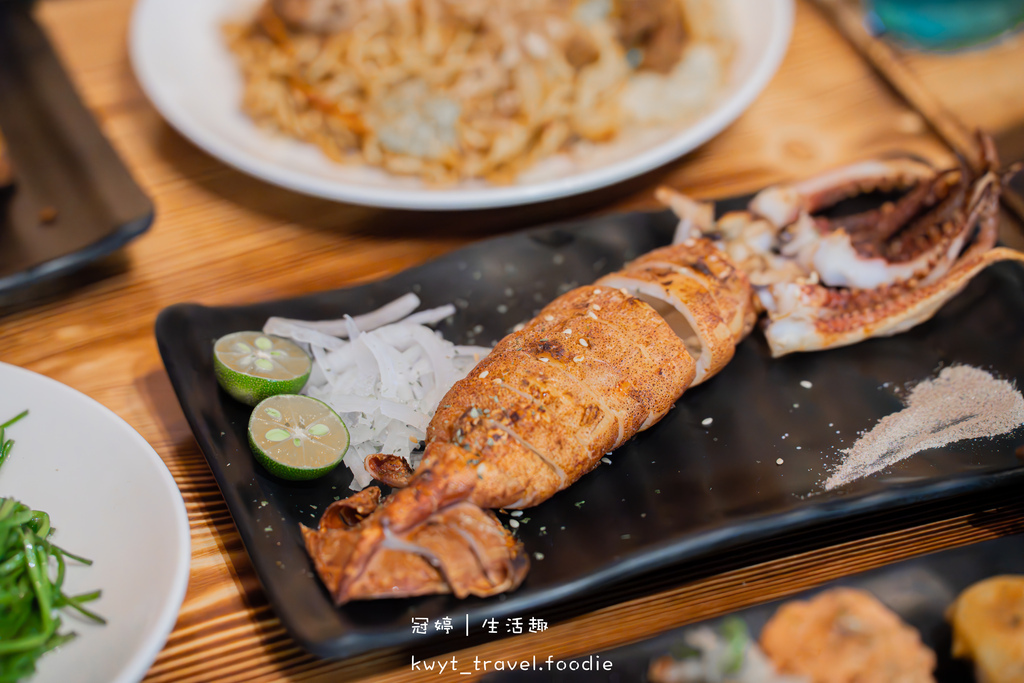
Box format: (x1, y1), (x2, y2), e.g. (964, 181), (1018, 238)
(0, 363), (190, 683)
(129, 0), (793, 210)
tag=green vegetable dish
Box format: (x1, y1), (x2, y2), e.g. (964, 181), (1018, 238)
(0, 411), (105, 682)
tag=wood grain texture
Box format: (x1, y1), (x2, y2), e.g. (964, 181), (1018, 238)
(818, 0), (1024, 138)
(812, 0), (1024, 230)
(0, 0), (1017, 680)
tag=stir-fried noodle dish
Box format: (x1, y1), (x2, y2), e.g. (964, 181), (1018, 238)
(226, 0), (734, 183)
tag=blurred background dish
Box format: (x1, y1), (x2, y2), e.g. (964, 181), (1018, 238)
(129, 0), (793, 210)
(0, 0), (153, 300)
(480, 534), (1024, 682)
(0, 362), (191, 683)
(865, 0), (1024, 51)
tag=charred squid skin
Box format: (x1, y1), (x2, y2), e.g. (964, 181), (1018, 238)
(434, 348), (633, 459)
(319, 486), (383, 528)
(486, 348), (628, 452)
(301, 495), (527, 603)
(597, 268), (734, 386)
(511, 314), (681, 429)
(398, 504), (529, 599)
(508, 285), (696, 428)
(364, 453), (415, 488)
(321, 519), (385, 604)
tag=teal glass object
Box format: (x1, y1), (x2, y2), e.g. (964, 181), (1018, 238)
(866, 0), (1024, 50)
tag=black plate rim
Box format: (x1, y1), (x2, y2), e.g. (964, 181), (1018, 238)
(0, 1), (155, 298)
(0, 210), (154, 295)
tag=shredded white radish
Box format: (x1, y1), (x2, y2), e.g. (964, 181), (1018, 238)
(264, 293), (421, 337)
(263, 295), (490, 490)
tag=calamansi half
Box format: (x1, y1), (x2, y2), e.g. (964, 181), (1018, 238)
(248, 394), (349, 481)
(214, 331), (311, 406)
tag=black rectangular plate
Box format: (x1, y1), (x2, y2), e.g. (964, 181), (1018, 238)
(0, 0), (153, 296)
(156, 201), (1024, 659)
(483, 533), (1024, 682)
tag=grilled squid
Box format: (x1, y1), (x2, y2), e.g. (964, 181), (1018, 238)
(302, 240), (755, 603)
(304, 135), (1024, 604)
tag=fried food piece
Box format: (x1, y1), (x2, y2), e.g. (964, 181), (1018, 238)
(760, 587), (936, 683)
(948, 575), (1024, 683)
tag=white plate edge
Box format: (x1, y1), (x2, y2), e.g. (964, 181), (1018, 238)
(0, 362), (192, 683)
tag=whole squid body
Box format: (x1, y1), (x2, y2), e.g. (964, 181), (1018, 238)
(302, 239), (758, 604)
(303, 136), (1024, 603)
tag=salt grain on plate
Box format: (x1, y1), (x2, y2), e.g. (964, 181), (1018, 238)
(825, 365), (1024, 490)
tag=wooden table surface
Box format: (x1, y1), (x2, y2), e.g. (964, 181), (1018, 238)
(3, 1), (1023, 681)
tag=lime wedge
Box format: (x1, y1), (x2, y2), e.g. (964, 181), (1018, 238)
(248, 395), (350, 480)
(214, 331), (312, 406)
